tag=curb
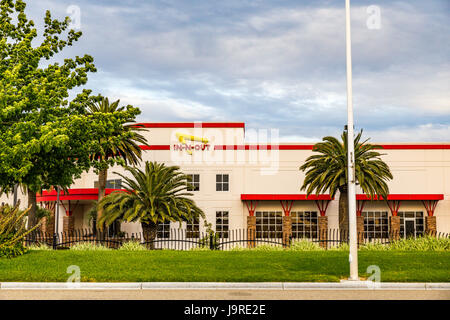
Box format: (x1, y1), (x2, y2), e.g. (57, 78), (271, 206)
(1, 282), (449, 290)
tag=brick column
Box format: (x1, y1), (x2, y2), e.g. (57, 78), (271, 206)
(425, 216), (437, 236)
(63, 215), (75, 233)
(389, 216), (400, 241)
(40, 213), (55, 235)
(40, 216), (48, 233)
(282, 216), (292, 247)
(47, 213), (55, 235)
(247, 216), (256, 248)
(318, 216), (328, 249)
(357, 215), (365, 247)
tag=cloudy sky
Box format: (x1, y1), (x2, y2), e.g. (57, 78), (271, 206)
(26, 0), (449, 142)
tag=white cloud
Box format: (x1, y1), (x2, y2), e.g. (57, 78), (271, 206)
(366, 124), (450, 142)
(23, 0), (450, 141)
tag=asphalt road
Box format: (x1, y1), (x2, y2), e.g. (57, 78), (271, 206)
(1, 289), (449, 300)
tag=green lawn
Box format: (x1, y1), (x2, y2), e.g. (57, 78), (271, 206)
(1, 250), (449, 282)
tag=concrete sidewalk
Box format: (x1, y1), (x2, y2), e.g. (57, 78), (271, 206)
(1, 281), (450, 290)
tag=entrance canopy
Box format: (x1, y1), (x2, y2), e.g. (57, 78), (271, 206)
(241, 193), (444, 217)
(354, 194), (444, 217)
(37, 188), (124, 202)
(355, 194), (444, 201)
(241, 194), (333, 217)
(240, 194), (333, 201)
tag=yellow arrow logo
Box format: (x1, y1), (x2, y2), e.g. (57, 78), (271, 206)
(176, 133), (209, 155)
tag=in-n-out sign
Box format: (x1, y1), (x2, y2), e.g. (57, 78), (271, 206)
(174, 133), (211, 155)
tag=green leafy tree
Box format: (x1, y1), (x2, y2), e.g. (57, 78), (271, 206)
(300, 130), (393, 231)
(98, 161), (205, 249)
(86, 96), (149, 222)
(0, 1), (141, 227)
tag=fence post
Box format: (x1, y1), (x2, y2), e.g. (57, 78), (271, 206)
(52, 233), (57, 250)
(209, 232), (214, 250)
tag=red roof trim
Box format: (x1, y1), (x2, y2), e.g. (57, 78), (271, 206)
(139, 144), (450, 151)
(379, 145), (450, 150)
(216, 144), (450, 150)
(356, 194), (444, 201)
(241, 194), (333, 201)
(135, 122), (245, 128)
(36, 188), (125, 202)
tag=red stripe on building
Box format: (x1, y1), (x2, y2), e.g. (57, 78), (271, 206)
(214, 144), (450, 150)
(214, 145), (314, 150)
(140, 145), (171, 150)
(379, 144), (450, 150)
(135, 122), (245, 128)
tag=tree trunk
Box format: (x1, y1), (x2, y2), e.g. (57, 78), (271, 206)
(338, 187), (349, 233)
(27, 186), (37, 229)
(13, 184), (18, 206)
(97, 168), (108, 223)
(141, 221), (158, 250)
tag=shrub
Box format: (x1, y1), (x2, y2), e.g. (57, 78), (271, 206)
(189, 246), (210, 251)
(390, 235), (450, 251)
(0, 204), (41, 258)
(290, 240), (323, 251)
(27, 243), (52, 251)
(357, 235), (449, 251)
(359, 242), (390, 251)
(252, 244), (285, 251)
(118, 241), (147, 251)
(329, 242), (349, 251)
(229, 244), (247, 251)
(70, 242), (110, 251)
(0, 243), (28, 258)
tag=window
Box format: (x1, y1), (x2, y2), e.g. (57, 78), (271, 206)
(363, 211), (389, 239)
(186, 218), (200, 238)
(216, 211), (229, 238)
(216, 174), (229, 191)
(255, 211), (282, 238)
(291, 211), (318, 239)
(187, 174), (200, 191)
(398, 211), (424, 238)
(94, 179), (122, 189)
(157, 221), (170, 239)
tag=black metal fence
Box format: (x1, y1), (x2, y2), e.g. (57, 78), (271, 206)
(23, 228), (449, 251)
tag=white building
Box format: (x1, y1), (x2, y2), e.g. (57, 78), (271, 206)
(4, 122), (450, 241)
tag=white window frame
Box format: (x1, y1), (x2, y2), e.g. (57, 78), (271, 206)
(255, 211), (283, 239)
(216, 174), (229, 192)
(291, 211), (318, 239)
(215, 211), (229, 239)
(362, 211), (389, 239)
(157, 221), (171, 239)
(398, 211), (424, 238)
(187, 174), (200, 192)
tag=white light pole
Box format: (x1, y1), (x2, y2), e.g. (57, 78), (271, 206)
(55, 186), (60, 235)
(345, 0), (359, 280)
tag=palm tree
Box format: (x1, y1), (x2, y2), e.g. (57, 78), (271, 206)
(300, 130), (393, 231)
(86, 97), (149, 222)
(97, 161), (205, 248)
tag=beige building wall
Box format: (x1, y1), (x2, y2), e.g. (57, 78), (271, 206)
(1, 123), (448, 234)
